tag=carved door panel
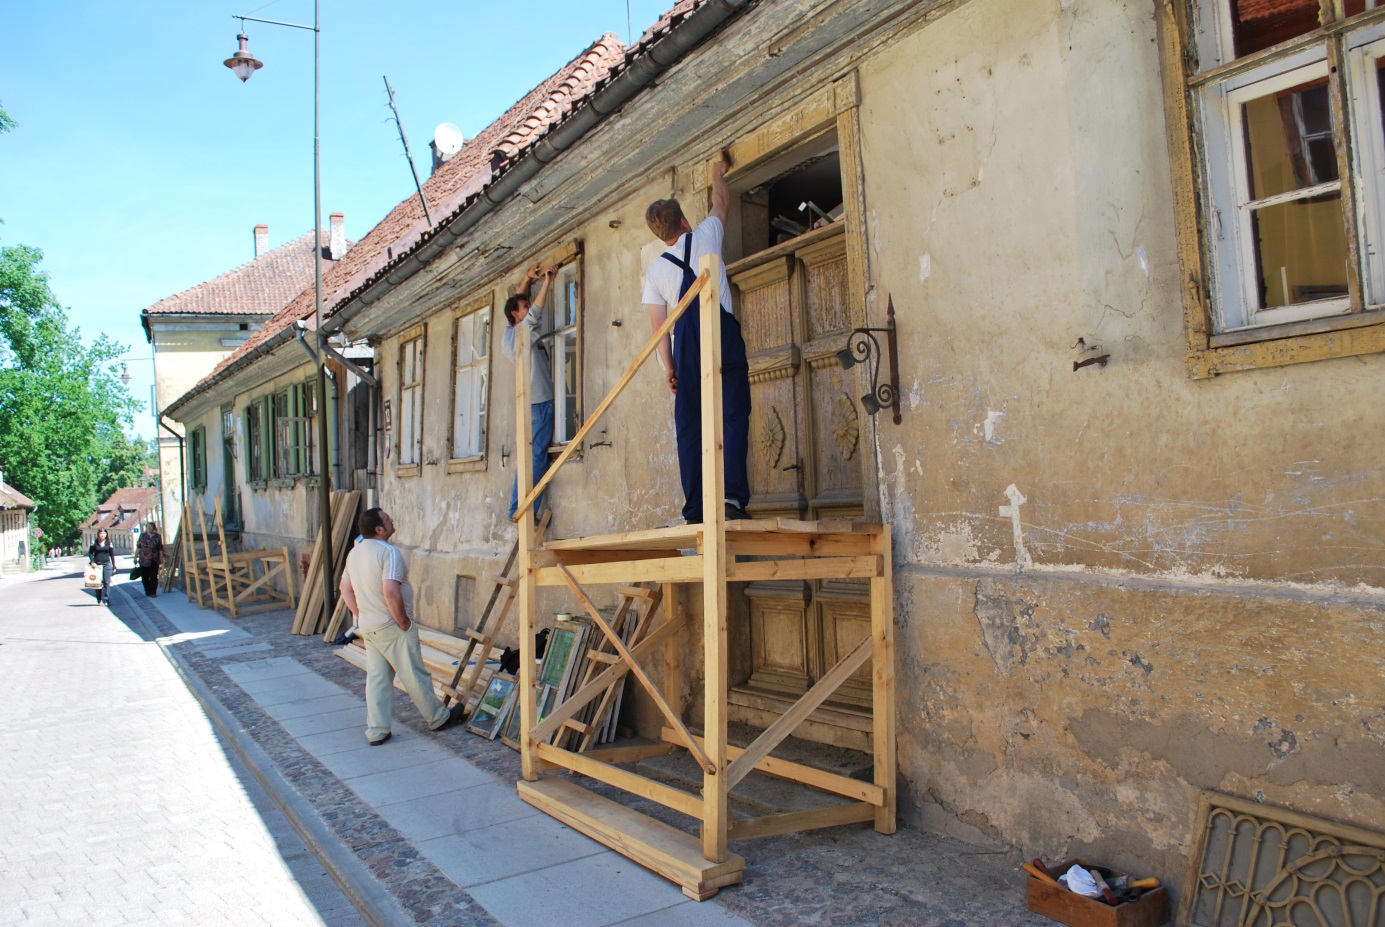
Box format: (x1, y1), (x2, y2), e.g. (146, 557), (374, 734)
(738, 256), (804, 515)
(731, 226), (869, 706)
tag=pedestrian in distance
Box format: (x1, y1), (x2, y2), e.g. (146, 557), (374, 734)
(136, 521), (163, 597)
(339, 508), (465, 746)
(88, 529), (116, 605)
(501, 262), (559, 520)
(642, 147), (752, 525)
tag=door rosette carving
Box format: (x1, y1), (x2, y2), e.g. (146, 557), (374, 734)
(761, 406), (786, 469)
(831, 393), (859, 460)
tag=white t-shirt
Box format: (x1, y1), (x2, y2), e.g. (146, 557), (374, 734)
(344, 538), (413, 633)
(642, 216), (733, 315)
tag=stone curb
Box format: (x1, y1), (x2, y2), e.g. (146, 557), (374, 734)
(114, 586), (422, 927)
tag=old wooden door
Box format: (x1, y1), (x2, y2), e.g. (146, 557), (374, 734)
(729, 222), (874, 745)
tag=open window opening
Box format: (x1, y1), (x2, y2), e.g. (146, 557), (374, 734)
(733, 130), (844, 259)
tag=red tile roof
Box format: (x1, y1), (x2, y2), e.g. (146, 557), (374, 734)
(331, 0), (712, 314)
(167, 0), (724, 416)
(0, 479), (35, 510)
(86, 487), (157, 530)
(140, 229), (348, 335)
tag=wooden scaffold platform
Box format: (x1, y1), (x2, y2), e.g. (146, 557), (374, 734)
(509, 253), (895, 900)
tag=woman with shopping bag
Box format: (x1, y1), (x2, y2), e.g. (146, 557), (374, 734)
(87, 528), (116, 605)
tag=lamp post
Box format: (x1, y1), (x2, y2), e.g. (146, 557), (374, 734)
(224, 3), (335, 618)
(120, 356), (165, 528)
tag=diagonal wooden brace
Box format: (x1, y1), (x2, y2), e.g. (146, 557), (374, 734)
(531, 606), (685, 744)
(556, 564), (715, 773)
(512, 272), (709, 521)
(724, 635), (872, 790)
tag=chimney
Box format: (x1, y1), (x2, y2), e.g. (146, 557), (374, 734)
(329, 213), (346, 260)
(254, 224), (269, 258)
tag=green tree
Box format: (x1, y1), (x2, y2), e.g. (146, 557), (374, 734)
(0, 244), (140, 545)
(96, 430), (157, 502)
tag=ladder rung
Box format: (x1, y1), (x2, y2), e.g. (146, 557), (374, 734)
(464, 628), (491, 644)
(561, 719), (593, 734)
(586, 652), (621, 665)
(618, 586), (656, 600)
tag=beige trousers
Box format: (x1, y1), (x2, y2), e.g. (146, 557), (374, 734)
(362, 623), (449, 741)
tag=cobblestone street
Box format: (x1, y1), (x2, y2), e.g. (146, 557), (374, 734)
(0, 558), (366, 927)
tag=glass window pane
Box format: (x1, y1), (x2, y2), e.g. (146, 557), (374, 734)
(1250, 195), (1348, 308)
(1231, 0), (1321, 58)
(562, 330), (578, 439)
(1243, 77), (1337, 200)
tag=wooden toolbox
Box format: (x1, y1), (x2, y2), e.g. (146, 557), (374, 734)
(1026, 860), (1169, 927)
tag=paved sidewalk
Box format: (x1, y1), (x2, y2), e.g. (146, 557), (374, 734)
(0, 557), (367, 927)
(108, 573), (1053, 927)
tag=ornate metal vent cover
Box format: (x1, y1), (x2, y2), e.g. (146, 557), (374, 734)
(1181, 791), (1385, 927)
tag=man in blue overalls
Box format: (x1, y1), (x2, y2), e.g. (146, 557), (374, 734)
(642, 151), (751, 525)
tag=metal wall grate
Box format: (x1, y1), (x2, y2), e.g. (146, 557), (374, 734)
(1181, 791), (1385, 927)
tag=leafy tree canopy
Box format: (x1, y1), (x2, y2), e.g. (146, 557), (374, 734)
(0, 242), (142, 545)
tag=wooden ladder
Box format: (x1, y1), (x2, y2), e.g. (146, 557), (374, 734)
(180, 502), (208, 607)
(442, 509), (550, 711)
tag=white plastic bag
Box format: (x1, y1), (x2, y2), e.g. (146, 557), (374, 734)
(1058, 865), (1103, 898)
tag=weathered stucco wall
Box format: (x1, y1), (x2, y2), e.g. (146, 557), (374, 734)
(376, 177), (695, 640)
(238, 0), (1385, 899)
(857, 0), (1385, 886)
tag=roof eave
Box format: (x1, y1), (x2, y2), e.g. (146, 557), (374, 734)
(322, 0), (752, 338)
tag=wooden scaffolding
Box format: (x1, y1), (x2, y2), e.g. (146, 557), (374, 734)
(509, 254), (895, 900)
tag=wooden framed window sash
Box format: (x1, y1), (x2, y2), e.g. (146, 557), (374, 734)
(448, 299), (491, 471)
(548, 259), (583, 446)
(397, 329), (426, 473)
(1162, 0), (1385, 376)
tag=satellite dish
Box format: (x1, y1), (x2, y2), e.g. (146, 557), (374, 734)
(433, 123), (464, 158)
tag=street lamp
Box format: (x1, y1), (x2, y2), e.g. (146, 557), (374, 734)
(224, 4), (335, 618)
(119, 355), (166, 526)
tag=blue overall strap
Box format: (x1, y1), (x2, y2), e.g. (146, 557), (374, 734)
(661, 234), (697, 305)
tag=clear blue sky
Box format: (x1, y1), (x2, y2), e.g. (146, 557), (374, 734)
(0, 0), (672, 440)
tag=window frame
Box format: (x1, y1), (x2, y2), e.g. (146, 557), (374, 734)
(397, 328), (426, 474)
(189, 425), (207, 493)
(447, 297), (492, 471)
(547, 258), (583, 446)
(1162, 0), (1385, 376)
(244, 396), (271, 484)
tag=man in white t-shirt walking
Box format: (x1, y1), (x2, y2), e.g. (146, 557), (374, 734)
(642, 150), (751, 525)
(339, 508), (463, 745)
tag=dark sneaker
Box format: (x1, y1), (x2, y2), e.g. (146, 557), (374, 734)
(724, 502), (751, 520)
(434, 705), (466, 732)
(368, 732), (392, 746)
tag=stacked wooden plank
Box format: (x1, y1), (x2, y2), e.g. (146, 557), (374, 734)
(159, 523), (184, 593)
(292, 490), (361, 635)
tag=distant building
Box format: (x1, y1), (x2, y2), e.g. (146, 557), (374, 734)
(140, 219), (349, 535)
(0, 469), (36, 574)
(81, 487), (157, 555)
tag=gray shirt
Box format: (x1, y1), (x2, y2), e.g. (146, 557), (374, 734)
(501, 301), (554, 404)
(344, 539), (413, 633)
